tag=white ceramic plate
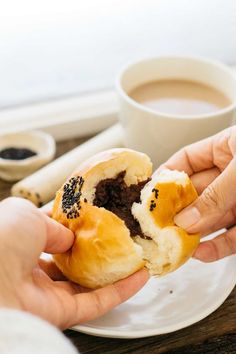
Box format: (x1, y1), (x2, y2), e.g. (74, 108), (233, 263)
(72, 232), (236, 339)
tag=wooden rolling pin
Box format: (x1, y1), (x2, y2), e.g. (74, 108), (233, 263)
(11, 124), (123, 206)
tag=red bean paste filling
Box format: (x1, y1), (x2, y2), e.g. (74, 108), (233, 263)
(93, 171), (151, 239)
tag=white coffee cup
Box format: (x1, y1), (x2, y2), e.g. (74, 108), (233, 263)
(116, 56), (236, 167)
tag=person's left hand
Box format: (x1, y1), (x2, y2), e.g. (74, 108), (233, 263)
(0, 197), (149, 329)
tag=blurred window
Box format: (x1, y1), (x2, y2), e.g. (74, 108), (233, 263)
(0, 0), (236, 109)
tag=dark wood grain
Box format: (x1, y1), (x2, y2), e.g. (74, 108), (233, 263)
(0, 137), (235, 354)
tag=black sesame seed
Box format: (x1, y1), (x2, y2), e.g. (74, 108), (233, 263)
(84, 198), (87, 203)
(149, 198), (157, 211)
(152, 188), (159, 199)
(62, 176), (84, 218)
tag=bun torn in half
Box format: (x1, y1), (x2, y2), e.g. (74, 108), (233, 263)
(52, 148), (199, 288)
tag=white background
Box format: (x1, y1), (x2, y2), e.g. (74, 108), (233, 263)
(0, 0), (236, 108)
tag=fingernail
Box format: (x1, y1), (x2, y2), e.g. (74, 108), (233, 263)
(174, 206), (201, 229)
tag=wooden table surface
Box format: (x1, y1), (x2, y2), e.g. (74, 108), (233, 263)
(0, 137), (235, 353)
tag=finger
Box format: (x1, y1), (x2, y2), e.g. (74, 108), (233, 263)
(190, 167), (220, 195)
(42, 213), (74, 254)
(38, 258), (67, 281)
(0, 197), (74, 254)
(53, 281), (87, 294)
(193, 226), (236, 262)
(161, 135), (214, 175)
(69, 268), (149, 326)
(38, 258), (92, 291)
(174, 157), (236, 235)
(39, 201), (74, 254)
(200, 209), (236, 236)
(161, 127), (234, 175)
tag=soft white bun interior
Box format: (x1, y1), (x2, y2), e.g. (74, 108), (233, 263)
(132, 169), (199, 275)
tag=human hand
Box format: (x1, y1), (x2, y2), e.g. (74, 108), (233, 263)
(0, 197), (149, 329)
(161, 126), (236, 262)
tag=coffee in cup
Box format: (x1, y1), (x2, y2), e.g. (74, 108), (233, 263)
(129, 79), (231, 116)
(117, 56), (236, 167)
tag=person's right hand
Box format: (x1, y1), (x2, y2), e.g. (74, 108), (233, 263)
(161, 126), (236, 262)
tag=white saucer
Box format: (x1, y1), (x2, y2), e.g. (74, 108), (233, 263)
(73, 232), (236, 338)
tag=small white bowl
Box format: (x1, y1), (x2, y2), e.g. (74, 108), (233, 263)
(0, 131), (56, 181)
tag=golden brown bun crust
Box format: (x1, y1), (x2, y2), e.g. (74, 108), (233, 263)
(53, 203), (144, 288)
(149, 179), (198, 228)
(52, 148), (150, 288)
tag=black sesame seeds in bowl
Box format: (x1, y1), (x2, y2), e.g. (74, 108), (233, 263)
(0, 131), (56, 182)
(0, 147), (37, 161)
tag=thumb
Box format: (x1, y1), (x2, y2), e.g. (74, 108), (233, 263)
(43, 214), (75, 254)
(174, 157), (236, 235)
